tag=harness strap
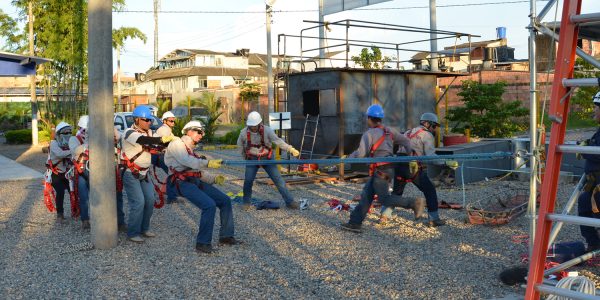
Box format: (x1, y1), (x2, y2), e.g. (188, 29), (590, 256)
(368, 126), (393, 176)
(246, 125), (272, 159)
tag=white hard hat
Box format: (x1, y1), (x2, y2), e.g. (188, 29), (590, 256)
(77, 115), (89, 129)
(161, 111), (175, 120)
(55, 121), (72, 134)
(593, 91), (600, 106)
(246, 111), (262, 126)
(181, 120), (204, 134)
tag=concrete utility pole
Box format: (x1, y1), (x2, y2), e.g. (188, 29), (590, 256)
(429, 0), (439, 72)
(266, 0), (276, 114)
(88, 0), (118, 249)
(116, 45), (121, 109)
(318, 0), (325, 68)
(28, 1), (38, 146)
(153, 0), (159, 67)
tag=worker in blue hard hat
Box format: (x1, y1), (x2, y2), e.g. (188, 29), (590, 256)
(577, 91), (600, 252)
(381, 112), (459, 227)
(119, 105), (174, 243)
(341, 104), (424, 233)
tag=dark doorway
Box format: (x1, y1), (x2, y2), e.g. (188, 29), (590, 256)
(302, 90), (319, 116)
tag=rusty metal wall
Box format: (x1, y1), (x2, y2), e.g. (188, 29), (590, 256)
(287, 70), (438, 157)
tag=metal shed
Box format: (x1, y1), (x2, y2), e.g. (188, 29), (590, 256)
(285, 68), (462, 157)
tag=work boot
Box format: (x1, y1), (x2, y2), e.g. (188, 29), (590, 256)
(586, 243), (600, 253)
(81, 220), (90, 230)
(219, 237), (243, 246)
(286, 201), (300, 210)
(427, 219), (446, 227)
(412, 197), (426, 220)
(142, 231), (156, 238)
(118, 224), (128, 233)
(341, 222), (362, 233)
(56, 214), (66, 223)
(195, 243), (214, 254)
(128, 236), (145, 243)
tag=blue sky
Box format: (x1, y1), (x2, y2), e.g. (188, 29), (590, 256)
(1, 0), (599, 74)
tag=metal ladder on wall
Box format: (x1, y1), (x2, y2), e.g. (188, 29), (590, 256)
(298, 114), (320, 163)
(525, 1), (600, 299)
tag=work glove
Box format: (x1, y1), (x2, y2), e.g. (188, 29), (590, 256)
(409, 160), (419, 175)
(576, 140), (588, 160)
(445, 160), (459, 170)
(289, 147), (300, 157)
(214, 175), (225, 185)
(340, 155), (347, 160)
(160, 135), (174, 144)
(207, 159), (223, 169)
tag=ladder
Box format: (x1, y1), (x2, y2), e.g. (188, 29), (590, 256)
(298, 114), (320, 162)
(525, 1), (600, 299)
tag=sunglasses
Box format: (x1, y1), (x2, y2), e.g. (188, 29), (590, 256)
(139, 118), (152, 123)
(166, 119), (175, 123)
(60, 131), (72, 135)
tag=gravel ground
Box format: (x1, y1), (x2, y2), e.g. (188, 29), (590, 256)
(0, 147), (597, 299)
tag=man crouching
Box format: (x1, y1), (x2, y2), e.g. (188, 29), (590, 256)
(164, 121), (241, 253)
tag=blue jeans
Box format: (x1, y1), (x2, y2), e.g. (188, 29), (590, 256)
(175, 177), (234, 245)
(349, 167), (414, 225)
(78, 172), (90, 221)
(381, 162), (439, 220)
(122, 170), (155, 238)
(243, 158), (293, 205)
(116, 190), (125, 226)
(578, 174), (600, 247)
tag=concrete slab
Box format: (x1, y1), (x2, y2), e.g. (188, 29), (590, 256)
(0, 154), (43, 181)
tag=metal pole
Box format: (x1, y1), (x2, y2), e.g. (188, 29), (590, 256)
(88, 0), (117, 249)
(345, 20), (349, 68)
(527, 0), (538, 258)
(153, 0), (159, 67)
(429, 0), (438, 72)
(318, 0), (325, 68)
(266, 4), (274, 114)
(28, 1), (38, 146)
(547, 175), (585, 247)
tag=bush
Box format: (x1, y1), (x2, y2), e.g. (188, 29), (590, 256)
(5, 129), (32, 144)
(219, 125), (244, 145)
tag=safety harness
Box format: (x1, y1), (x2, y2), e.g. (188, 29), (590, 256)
(43, 147), (79, 217)
(120, 128), (151, 178)
(369, 125), (393, 176)
(170, 142), (203, 196)
(245, 125), (272, 160)
(584, 171), (600, 213)
(395, 126), (432, 183)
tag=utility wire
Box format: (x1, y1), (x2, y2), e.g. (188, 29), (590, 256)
(115, 1), (551, 14)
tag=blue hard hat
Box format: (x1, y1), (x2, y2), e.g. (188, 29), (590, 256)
(366, 104), (384, 118)
(132, 106), (152, 118)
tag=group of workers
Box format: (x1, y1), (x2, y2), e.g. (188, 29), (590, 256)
(43, 101), (469, 253)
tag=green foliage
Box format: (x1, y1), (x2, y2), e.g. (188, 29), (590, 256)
(351, 46), (391, 69)
(0, 103), (32, 131)
(569, 58), (600, 119)
(239, 83), (261, 101)
(156, 98), (171, 119)
(0, 9), (24, 51)
(172, 116), (191, 138)
(189, 92), (223, 142)
(112, 26), (147, 49)
(446, 80), (529, 138)
(218, 124), (244, 145)
(5, 129), (32, 144)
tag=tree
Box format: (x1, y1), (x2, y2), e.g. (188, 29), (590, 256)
(446, 80), (529, 138)
(569, 57), (600, 119)
(239, 82), (261, 122)
(190, 92), (223, 142)
(351, 46), (391, 69)
(0, 9), (24, 51)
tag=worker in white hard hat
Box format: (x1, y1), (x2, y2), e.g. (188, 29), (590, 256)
(164, 120), (240, 254)
(382, 112), (459, 227)
(119, 105), (174, 243)
(153, 110), (178, 203)
(577, 91), (600, 252)
(237, 111), (301, 210)
(69, 115), (90, 229)
(45, 121), (75, 222)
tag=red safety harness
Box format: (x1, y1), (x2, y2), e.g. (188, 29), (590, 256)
(120, 128), (151, 177)
(170, 143), (203, 196)
(369, 125), (393, 176)
(44, 148), (79, 217)
(245, 125), (272, 160)
(395, 126), (432, 183)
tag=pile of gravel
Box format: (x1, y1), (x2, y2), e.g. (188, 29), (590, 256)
(0, 148), (597, 299)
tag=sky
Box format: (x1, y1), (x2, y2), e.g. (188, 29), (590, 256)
(1, 0), (599, 75)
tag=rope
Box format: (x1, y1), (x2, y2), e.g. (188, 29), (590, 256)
(546, 276), (596, 300)
(222, 152), (513, 166)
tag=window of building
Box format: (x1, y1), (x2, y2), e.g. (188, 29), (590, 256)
(198, 77), (208, 88)
(302, 90), (320, 116)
